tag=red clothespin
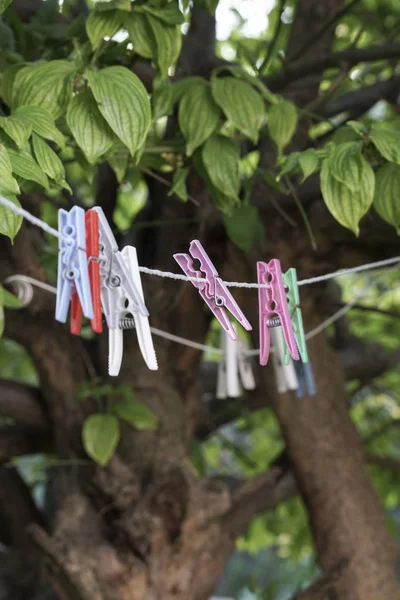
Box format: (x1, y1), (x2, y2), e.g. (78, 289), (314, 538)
(71, 210), (102, 335)
(257, 259), (299, 366)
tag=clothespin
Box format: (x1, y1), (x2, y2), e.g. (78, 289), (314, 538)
(70, 209), (102, 336)
(216, 328), (256, 399)
(282, 268), (308, 364)
(257, 259), (299, 366)
(56, 206), (94, 326)
(294, 359), (317, 398)
(93, 207), (149, 376)
(174, 240), (252, 341)
(270, 327), (298, 393)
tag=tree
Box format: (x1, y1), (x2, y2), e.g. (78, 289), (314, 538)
(0, 0), (400, 598)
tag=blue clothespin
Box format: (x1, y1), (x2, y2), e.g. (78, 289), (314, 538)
(294, 359), (316, 398)
(56, 206), (94, 324)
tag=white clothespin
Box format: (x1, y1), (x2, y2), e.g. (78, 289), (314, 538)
(217, 326), (256, 399)
(271, 326), (298, 393)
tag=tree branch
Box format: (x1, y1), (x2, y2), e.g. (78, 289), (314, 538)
(0, 379), (49, 429)
(366, 453), (400, 473)
(289, 560), (347, 600)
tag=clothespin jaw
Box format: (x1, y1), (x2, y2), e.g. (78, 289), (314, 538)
(174, 240), (252, 341)
(282, 268), (308, 364)
(271, 327), (298, 393)
(257, 259), (299, 366)
(237, 338), (256, 392)
(217, 328), (255, 399)
(70, 209), (102, 336)
(121, 246), (158, 371)
(294, 359), (316, 398)
(56, 206), (94, 325)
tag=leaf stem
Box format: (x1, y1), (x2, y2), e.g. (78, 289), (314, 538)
(284, 175), (317, 250)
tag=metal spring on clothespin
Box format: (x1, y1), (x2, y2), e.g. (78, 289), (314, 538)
(267, 316), (282, 327)
(119, 318), (136, 329)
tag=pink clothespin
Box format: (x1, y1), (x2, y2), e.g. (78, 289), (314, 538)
(257, 259), (299, 366)
(174, 240), (252, 340)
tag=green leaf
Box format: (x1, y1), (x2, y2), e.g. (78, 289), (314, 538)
(152, 78), (173, 120)
(0, 115), (32, 150)
(373, 162), (400, 234)
(112, 398), (157, 430)
(178, 81), (220, 156)
(168, 167), (189, 202)
(268, 99), (298, 153)
(0, 193), (23, 241)
(125, 12), (155, 59)
(146, 16), (182, 78)
(32, 134), (70, 191)
(7, 148), (49, 189)
(137, 3), (184, 25)
(370, 128), (400, 165)
(82, 414), (120, 466)
(212, 77), (265, 144)
(202, 135), (240, 200)
(13, 105), (65, 149)
(106, 142), (129, 183)
(347, 120), (368, 137)
(1, 63), (26, 107)
(328, 142), (364, 192)
(2, 286), (23, 308)
(0, 144), (20, 194)
(67, 91), (114, 164)
(88, 0), (131, 10)
(320, 157), (375, 236)
(13, 61), (76, 119)
(223, 204), (265, 252)
(87, 66), (151, 156)
(298, 148), (319, 182)
(86, 9), (124, 49)
(0, 304), (3, 338)
(0, 0), (11, 15)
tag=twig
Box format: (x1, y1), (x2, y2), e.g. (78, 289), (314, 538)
(141, 167), (200, 207)
(258, 0), (287, 74)
(284, 176), (317, 250)
(336, 302), (400, 319)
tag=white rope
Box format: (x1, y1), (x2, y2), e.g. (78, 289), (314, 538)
(2, 196), (400, 290)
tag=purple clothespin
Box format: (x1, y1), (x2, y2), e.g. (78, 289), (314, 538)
(174, 240), (252, 340)
(257, 259), (299, 366)
(56, 206), (94, 325)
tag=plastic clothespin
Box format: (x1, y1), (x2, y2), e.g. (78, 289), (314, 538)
(56, 206), (94, 325)
(294, 359), (316, 398)
(282, 268), (308, 364)
(93, 206), (149, 377)
(257, 259), (299, 366)
(216, 328), (256, 399)
(271, 327), (298, 393)
(70, 209), (102, 336)
(174, 240), (252, 341)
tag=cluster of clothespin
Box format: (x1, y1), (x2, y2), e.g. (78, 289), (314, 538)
(55, 211), (315, 395)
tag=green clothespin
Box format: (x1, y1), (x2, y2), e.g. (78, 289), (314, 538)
(282, 267), (309, 364)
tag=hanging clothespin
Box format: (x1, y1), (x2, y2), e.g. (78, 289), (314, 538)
(257, 259), (299, 366)
(70, 209), (102, 336)
(294, 359), (316, 398)
(216, 326), (255, 399)
(174, 240), (252, 341)
(270, 327), (298, 393)
(56, 206), (94, 326)
(93, 207), (150, 376)
(282, 268), (308, 364)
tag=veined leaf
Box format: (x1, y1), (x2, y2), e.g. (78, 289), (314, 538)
(1, 63), (26, 107)
(298, 148), (319, 181)
(112, 398), (157, 430)
(202, 135), (240, 200)
(320, 157), (374, 236)
(0, 144), (20, 194)
(370, 128), (400, 165)
(7, 148), (49, 189)
(373, 162), (400, 234)
(146, 15), (182, 78)
(106, 142), (129, 183)
(212, 77), (265, 143)
(125, 12), (155, 59)
(13, 105), (65, 148)
(178, 81), (220, 156)
(87, 66), (151, 156)
(82, 414), (120, 466)
(268, 99), (298, 153)
(32, 134), (69, 191)
(0, 0), (11, 15)
(13, 61), (76, 119)
(67, 91), (114, 164)
(136, 3), (184, 25)
(328, 142), (364, 192)
(86, 9), (124, 50)
(223, 204), (265, 252)
(152, 78), (173, 120)
(168, 167), (189, 202)
(88, 0), (131, 10)
(0, 115), (32, 150)
(0, 193), (23, 241)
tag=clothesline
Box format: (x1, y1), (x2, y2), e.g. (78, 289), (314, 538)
(1, 196), (399, 289)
